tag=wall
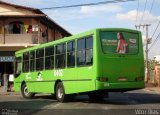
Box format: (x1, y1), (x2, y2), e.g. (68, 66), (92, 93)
(154, 66), (160, 87)
(0, 35), (4, 44)
(55, 29), (62, 40)
(5, 34), (33, 44)
(0, 4), (35, 16)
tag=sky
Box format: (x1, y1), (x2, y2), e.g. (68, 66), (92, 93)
(4, 0), (160, 59)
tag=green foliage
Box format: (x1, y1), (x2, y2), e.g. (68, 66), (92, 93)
(145, 59), (158, 71)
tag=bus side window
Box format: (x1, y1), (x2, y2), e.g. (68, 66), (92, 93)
(67, 41), (75, 67)
(77, 36), (93, 66)
(77, 38), (85, 66)
(55, 43), (66, 68)
(45, 46), (54, 69)
(23, 52), (29, 72)
(30, 51), (35, 72)
(36, 49), (44, 71)
(86, 36), (93, 65)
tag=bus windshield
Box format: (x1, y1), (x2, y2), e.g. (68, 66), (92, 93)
(100, 31), (139, 54)
(15, 58), (21, 72)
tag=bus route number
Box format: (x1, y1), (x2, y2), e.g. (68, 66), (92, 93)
(54, 70), (63, 77)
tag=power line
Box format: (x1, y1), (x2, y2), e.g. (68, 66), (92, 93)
(147, 0), (159, 51)
(140, 0), (148, 24)
(39, 0), (136, 10)
(135, 0), (139, 25)
(149, 31), (160, 51)
(135, 24), (151, 83)
(149, 0), (155, 14)
(151, 21), (160, 39)
(0, 0), (137, 14)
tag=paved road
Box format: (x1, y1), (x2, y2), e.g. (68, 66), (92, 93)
(0, 89), (160, 115)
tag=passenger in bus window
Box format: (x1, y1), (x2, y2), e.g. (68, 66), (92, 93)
(116, 32), (127, 54)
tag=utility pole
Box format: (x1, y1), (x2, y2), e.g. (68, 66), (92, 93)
(135, 24), (151, 83)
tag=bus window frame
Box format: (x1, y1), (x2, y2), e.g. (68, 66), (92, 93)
(22, 52), (29, 73)
(45, 46), (54, 70)
(67, 40), (75, 68)
(55, 43), (66, 69)
(76, 35), (93, 67)
(36, 48), (44, 71)
(29, 50), (35, 72)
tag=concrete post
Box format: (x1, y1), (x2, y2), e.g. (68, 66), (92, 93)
(0, 73), (2, 86)
(3, 74), (9, 92)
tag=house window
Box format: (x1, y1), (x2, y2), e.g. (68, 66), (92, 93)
(9, 21), (24, 34)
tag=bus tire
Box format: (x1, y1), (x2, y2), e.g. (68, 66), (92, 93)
(56, 82), (68, 102)
(21, 83), (35, 99)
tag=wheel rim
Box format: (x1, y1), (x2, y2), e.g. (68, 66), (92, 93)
(24, 86), (29, 96)
(57, 87), (63, 99)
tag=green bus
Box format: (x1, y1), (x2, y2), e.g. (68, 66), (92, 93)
(14, 28), (145, 102)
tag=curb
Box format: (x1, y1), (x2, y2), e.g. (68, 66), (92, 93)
(0, 92), (20, 96)
(143, 88), (160, 94)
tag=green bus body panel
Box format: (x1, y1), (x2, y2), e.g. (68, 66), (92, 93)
(14, 28), (144, 95)
(96, 29), (144, 88)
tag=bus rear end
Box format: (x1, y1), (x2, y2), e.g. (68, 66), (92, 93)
(96, 28), (144, 91)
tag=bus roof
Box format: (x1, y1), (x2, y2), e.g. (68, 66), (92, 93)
(15, 28), (140, 55)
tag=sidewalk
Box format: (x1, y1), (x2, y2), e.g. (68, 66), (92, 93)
(144, 87), (160, 93)
(0, 86), (20, 96)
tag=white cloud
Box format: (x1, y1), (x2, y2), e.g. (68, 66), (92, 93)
(149, 47), (160, 59)
(45, 9), (86, 21)
(81, 4), (122, 14)
(116, 10), (160, 23)
(45, 4), (123, 21)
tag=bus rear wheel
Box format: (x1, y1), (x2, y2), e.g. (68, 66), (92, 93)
(56, 82), (69, 102)
(21, 83), (35, 99)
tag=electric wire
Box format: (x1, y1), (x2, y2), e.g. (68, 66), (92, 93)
(0, 0), (137, 14)
(149, 31), (160, 51)
(139, 0), (148, 24)
(149, 0), (155, 14)
(39, 0), (136, 10)
(135, 0), (139, 25)
(151, 21), (160, 39)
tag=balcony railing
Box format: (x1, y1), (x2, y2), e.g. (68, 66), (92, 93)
(0, 33), (39, 45)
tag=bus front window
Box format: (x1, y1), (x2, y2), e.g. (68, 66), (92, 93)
(15, 57), (22, 77)
(100, 31), (139, 54)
